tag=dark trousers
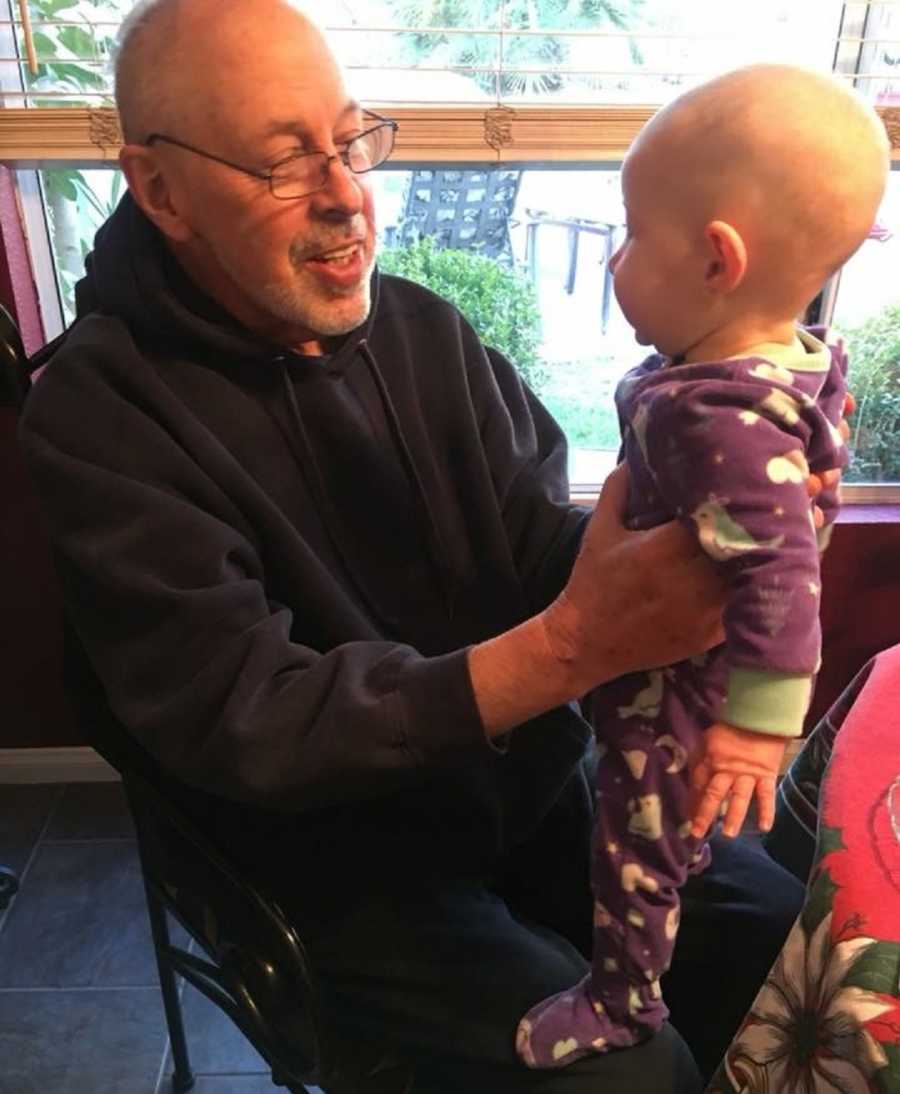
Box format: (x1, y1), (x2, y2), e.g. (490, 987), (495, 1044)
(294, 788), (804, 1092)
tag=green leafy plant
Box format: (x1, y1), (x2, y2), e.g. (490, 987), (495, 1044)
(378, 235), (546, 390)
(844, 304), (900, 483)
(385, 0), (645, 98)
(20, 0), (127, 320)
(22, 0), (120, 107)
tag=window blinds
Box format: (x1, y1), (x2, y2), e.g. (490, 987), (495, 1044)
(1, 0), (898, 106)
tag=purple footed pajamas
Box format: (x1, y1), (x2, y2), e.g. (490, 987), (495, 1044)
(517, 330), (848, 1070)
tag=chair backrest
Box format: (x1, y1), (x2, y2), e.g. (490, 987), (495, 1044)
(127, 765), (327, 1080)
(68, 635), (338, 1089)
(393, 168), (522, 261)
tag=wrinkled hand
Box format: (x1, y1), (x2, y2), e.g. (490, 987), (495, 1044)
(543, 463), (725, 691)
(808, 391), (853, 527)
(688, 722), (788, 839)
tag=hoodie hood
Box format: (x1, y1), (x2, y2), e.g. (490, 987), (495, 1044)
(75, 191), (453, 619)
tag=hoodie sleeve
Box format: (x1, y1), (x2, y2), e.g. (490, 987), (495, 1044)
(19, 336), (495, 812)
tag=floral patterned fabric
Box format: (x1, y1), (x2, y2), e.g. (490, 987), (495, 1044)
(706, 645), (900, 1093)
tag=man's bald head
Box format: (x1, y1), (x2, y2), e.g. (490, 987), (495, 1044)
(114, 0), (334, 144)
(631, 65), (890, 288)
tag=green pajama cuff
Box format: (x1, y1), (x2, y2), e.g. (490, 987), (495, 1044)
(723, 668), (813, 737)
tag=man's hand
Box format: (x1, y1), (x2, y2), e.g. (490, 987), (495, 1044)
(542, 463), (725, 693)
(689, 723), (787, 839)
(468, 464), (725, 738)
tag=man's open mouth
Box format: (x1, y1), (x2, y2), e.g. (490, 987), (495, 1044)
(310, 242), (362, 267)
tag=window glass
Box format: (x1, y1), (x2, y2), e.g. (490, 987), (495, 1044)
(38, 167), (124, 321)
(373, 166), (630, 485)
(34, 160), (900, 490)
(1, 0), (126, 106)
(18, 0), (899, 495)
(270, 0), (855, 108)
(831, 169), (900, 484)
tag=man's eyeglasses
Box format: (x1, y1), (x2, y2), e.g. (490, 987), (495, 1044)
(144, 111), (398, 200)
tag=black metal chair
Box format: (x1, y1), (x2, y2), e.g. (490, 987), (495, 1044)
(0, 867), (18, 911)
(385, 167), (522, 263)
(1, 303), (412, 1094)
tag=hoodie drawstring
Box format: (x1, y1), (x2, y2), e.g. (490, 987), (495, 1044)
(272, 346), (456, 625)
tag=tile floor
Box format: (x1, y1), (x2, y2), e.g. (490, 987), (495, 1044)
(0, 780), (766, 1094)
(0, 781), (323, 1094)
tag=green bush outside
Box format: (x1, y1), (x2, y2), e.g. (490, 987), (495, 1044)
(844, 303), (900, 482)
(377, 236), (547, 391)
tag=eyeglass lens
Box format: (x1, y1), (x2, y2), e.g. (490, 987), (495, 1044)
(271, 124), (394, 198)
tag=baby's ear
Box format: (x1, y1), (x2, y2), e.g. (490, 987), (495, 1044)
(703, 220), (747, 294)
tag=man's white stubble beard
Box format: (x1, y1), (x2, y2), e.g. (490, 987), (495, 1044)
(213, 221), (375, 340)
(257, 269), (373, 337)
(251, 236), (376, 337)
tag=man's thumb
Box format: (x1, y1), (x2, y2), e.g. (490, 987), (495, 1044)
(592, 462), (629, 530)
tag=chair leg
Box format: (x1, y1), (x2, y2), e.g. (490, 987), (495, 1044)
(565, 224), (580, 294)
(525, 221), (538, 282)
(271, 1069), (313, 1092)
(143, 879), (196, 1092)
(0, 866), (19, 912)
(600, 226), (616, 336)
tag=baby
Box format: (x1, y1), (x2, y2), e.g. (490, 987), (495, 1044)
(517, 64), (889, 1069)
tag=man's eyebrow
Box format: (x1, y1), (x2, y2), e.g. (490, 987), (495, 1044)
(261, 101), (363, 141)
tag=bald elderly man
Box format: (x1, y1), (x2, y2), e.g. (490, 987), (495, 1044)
(20, 1), (808, 1090)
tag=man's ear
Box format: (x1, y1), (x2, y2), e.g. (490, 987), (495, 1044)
(118, 145), (194, 243)
(703, 219), (747, 293)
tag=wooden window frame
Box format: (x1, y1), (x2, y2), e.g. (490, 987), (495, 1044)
(0, 103), (896, 165)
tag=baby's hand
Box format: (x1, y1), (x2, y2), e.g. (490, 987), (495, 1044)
(689, 723), (788, 840)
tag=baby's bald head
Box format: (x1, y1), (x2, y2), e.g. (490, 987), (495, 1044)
(630, 64), (889, 302)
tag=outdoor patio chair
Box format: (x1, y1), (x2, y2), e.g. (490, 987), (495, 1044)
(384, 167), (522, 263)
(1, 303), (412, 1094)
(523, 211), (621, 336)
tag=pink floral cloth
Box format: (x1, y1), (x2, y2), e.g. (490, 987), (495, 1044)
(707, 645), (900, 1093)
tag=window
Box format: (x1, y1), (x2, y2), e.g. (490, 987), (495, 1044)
(2, 0), (898, 495)
(831, 169), (900, 492)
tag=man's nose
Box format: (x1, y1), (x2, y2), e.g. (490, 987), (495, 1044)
(311, 155), (365, 217)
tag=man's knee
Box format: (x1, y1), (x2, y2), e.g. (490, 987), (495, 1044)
(682, 835), (803, 933)
(665, 835), (805, 1079)
(409, 1023), (702, 1094)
